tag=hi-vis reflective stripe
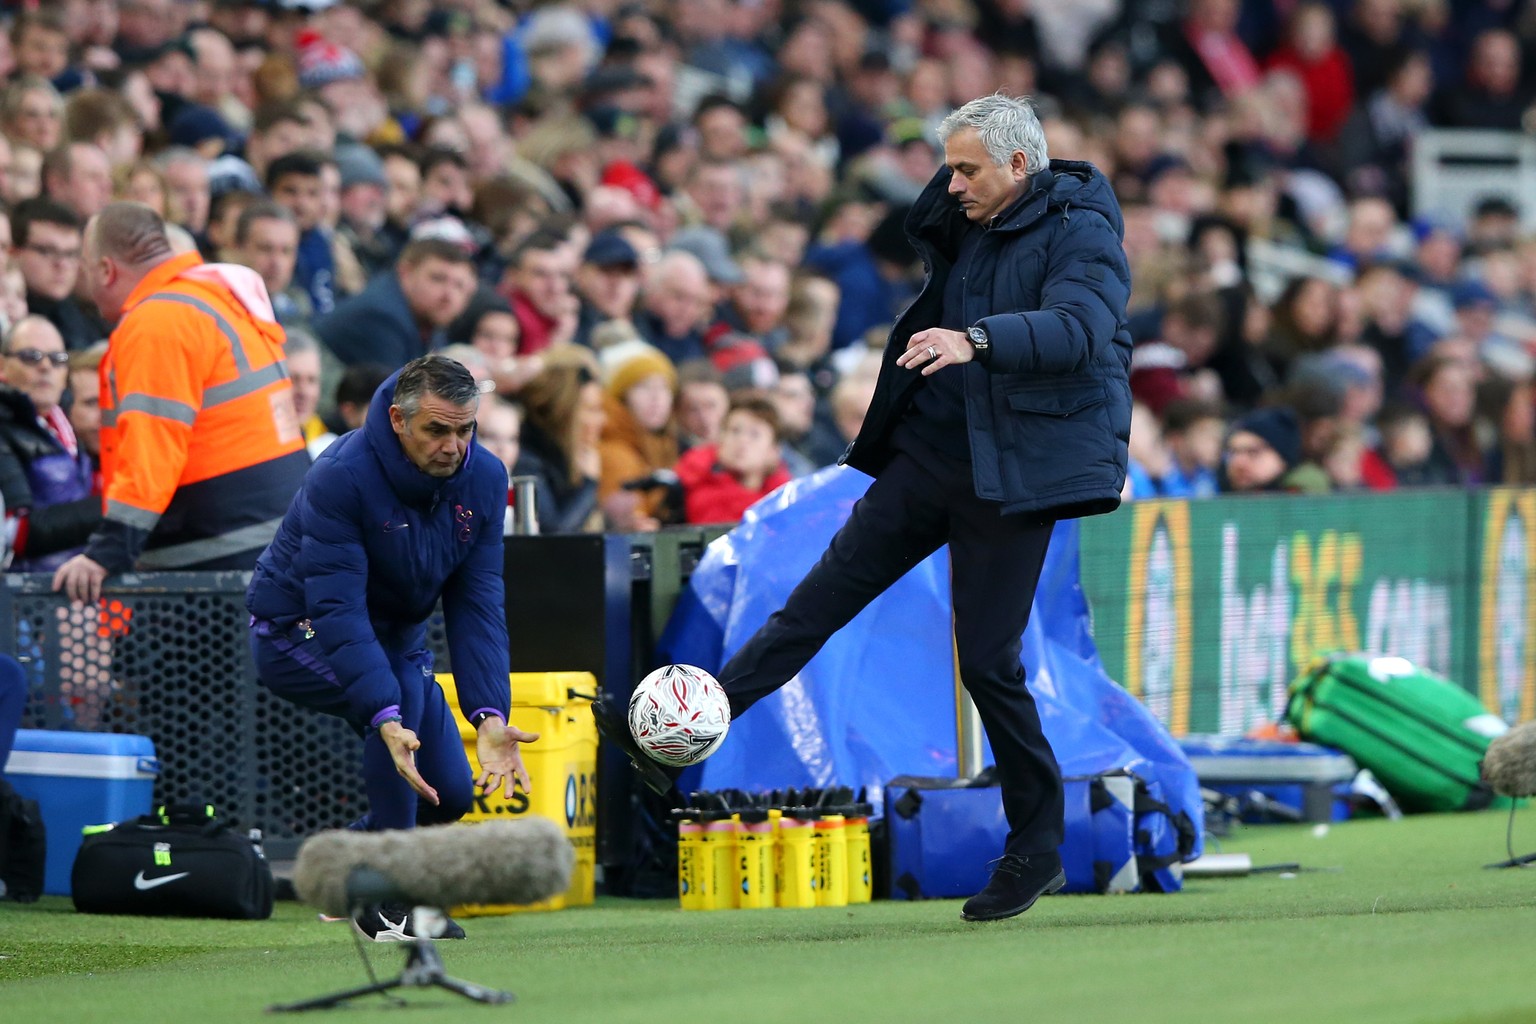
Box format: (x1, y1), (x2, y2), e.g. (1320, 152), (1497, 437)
(204, 361), (287, 406)
(143, 293), (252, 373)
(105, 498), (161, 531)
(102, 393), (197, 428)
(134, 516), (285, 568)
(131, 292), (291, 411)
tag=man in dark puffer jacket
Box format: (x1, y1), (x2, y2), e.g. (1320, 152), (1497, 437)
(247, 355), (537, 941)
(595, 93), (1133, 923)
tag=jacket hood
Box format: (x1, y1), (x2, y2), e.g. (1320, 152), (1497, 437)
(908, 159), (1124, 254)
(363, 368), (477, 506)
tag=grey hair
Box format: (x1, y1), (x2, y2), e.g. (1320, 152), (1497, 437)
(521, 5), (598, 64)
(153, 146), (207, 174)
(283, 328), (320, 357)
(393, 354), (480, 418)
(938, 94), (1049, 175)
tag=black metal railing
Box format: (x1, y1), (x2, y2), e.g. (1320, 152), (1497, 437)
(1, 528), (727, 862)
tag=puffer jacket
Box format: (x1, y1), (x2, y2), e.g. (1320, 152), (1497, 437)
(843, 160), (1133, 520)
(247, 370), (511, 724)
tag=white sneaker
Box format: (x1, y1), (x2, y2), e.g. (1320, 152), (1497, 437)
(351, 903), (414, 942)
(350, 902), (466, 941)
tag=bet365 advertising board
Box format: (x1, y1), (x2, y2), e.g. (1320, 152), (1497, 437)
(1076, 488), (1536, 736)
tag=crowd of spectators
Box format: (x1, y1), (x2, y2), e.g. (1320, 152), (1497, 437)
(2, 0), (1536, 548)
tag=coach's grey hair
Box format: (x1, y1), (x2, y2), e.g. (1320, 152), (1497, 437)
(938, 94), (1050, 175)
(393, 353), (480, 418)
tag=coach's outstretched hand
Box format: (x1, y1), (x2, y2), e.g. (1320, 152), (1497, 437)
(475, 718), (540, 798)
(379, 721), (440, 806)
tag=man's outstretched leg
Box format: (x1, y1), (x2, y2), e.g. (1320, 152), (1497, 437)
(593, 451), (950, 792)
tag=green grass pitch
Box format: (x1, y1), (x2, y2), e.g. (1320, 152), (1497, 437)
(1, 809), (1532, 1024)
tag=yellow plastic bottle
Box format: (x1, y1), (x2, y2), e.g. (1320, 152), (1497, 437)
(844, 798), (873, 904)
(700, 815), (737, 910)
(814, 813), (848, 907)
(776, 809), (818, 908)
(734, 810), (776, 909)
(677, 817), (705, 911)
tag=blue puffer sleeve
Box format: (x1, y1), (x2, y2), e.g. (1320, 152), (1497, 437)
(300, 460), (400, 722)
(441, 457), (511, 721)
(976, 210), (1131, 376)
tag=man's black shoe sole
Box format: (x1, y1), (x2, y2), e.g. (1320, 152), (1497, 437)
(960, 869), (1067, 922)
(591, 699), (681, 799)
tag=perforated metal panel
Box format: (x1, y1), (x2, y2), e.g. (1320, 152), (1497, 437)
(3, 573), (453, 855)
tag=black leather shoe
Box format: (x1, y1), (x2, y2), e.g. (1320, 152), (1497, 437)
(591, 699), (683, 800)
(960, 853), (1066, 922)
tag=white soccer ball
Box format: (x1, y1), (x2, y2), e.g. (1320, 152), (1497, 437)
(627, 664), (731, 767)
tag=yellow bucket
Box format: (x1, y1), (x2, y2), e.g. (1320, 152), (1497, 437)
(435, 671), (597, 914)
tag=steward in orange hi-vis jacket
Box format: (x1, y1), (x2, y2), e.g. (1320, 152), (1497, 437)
(53, 204), (310, 604)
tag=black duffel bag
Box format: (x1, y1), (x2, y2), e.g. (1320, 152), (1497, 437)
(0, 778), (46, 902)
(71, 804), (273, 919)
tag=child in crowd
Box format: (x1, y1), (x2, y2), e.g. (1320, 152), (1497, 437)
(675, 393), (791, 524)
(675, 359), (730, 449)
(1161, 398), (1225, 497)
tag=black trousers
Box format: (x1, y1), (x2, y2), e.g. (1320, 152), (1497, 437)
(716, 440), (1064, 856)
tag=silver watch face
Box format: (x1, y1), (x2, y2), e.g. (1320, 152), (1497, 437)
(968, 327), (988, 347)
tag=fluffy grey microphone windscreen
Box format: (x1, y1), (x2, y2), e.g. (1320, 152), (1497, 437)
(1482, 721), (1536, 799)
(294, 818), (576, 918)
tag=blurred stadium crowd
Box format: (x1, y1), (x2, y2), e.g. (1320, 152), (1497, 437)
(3, 0), (1536, 548)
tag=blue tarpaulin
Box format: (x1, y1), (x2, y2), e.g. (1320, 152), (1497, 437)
(657, 465), (1203, 864)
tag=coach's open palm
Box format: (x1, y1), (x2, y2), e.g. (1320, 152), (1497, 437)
(476, 719), (540, 798)
(379, 721), (439, 806)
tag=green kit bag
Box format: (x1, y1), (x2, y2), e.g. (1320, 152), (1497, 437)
(1287, 654), (1507, 813)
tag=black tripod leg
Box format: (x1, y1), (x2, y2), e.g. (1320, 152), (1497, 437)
(429, 977), (516, 1004)
(268, 940), (514, 1011)
(1485, 850), (1536, 869)
(267, 978), (409, 1012)
(403, 939), (516, 1004)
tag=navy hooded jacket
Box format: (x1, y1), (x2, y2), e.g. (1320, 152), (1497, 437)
(843, 160), (1133, 520)
(246, 370), (511, 724)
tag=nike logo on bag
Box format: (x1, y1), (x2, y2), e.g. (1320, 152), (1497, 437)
(133, 870), (190, 890)
(383, 521), (409, 532)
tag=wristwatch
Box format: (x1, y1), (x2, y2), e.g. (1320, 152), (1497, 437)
(967, 324), (991, 354)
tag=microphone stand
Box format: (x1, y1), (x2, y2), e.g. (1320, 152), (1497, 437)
(268, 908), (514, 1012)
(1483, 803), (1536, 870)
(1485, 852), (1536, 869)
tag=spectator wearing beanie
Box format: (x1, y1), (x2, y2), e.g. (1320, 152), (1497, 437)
(597, 338), (680, 532)
(167, 104), (239, 161)
(573, 231), (643, 349)
(334, 144), (404, 280)
(295, 31), (367, 94)
(1220, 406), (1326, 494)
